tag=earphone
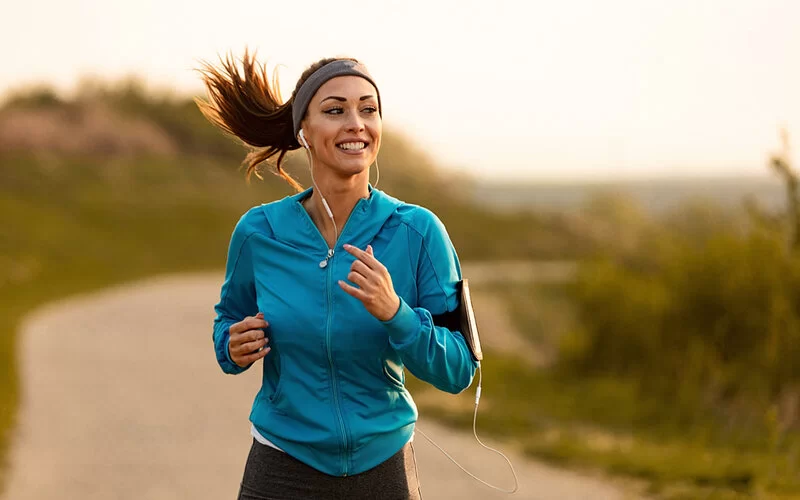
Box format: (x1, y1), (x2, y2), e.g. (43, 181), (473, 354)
(298, 128), (310, 150)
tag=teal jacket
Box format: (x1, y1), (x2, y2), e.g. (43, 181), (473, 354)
(212, 185), (478, 477)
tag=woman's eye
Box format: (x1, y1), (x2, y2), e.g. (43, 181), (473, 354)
(323, 106), (377, 115)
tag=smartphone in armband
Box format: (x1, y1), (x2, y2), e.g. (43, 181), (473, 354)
(458, 279), (483, 361)
(432, 279), (483, 362)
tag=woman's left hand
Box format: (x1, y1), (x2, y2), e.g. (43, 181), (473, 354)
(339, 244), (401, 322)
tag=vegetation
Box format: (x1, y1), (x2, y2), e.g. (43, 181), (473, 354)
(409, 132), (800, 498)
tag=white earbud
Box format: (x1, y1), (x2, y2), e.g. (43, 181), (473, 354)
(299, 129), (310, 149)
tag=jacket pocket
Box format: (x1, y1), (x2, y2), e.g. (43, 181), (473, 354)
(267, 352), (285, 410)
(380, 355), (406, 390)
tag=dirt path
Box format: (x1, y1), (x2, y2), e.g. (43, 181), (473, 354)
(458, 260), (576, 366)
(3, 273), (638, 500)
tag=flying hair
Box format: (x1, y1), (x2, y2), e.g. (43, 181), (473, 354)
(194, 48), (358, 191)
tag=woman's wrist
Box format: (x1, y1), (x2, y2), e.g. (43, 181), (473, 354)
(378, 295), (401, 322)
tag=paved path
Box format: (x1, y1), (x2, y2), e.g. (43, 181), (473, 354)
(3, 273), (638, 499)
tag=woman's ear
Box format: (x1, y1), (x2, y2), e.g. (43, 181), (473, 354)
(298, 129), (312, 150)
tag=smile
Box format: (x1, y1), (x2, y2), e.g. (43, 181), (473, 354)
(337, 142), (367, 151)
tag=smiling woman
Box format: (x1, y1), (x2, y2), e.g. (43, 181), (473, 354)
(194, 49), (479, 500)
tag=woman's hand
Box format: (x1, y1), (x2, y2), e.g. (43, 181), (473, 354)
(228, 312), (270, 368)
(339, 244), (401, 322)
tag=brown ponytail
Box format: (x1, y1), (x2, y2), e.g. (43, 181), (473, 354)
(195, 48), (356, 191)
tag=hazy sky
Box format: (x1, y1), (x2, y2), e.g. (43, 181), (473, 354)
(2, 0), (798, 181)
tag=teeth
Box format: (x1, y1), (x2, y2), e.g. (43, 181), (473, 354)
(338, 142), (365, 150)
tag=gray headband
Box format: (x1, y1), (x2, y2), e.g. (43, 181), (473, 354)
(291, 59), (382, 138)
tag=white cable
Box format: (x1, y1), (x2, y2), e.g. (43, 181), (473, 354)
(416, 364), (519, 494)
(373, 158), (380, 189)
(303, 148), (338, 244)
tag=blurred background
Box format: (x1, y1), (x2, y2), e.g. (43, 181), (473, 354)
(2, 0), (800, 498)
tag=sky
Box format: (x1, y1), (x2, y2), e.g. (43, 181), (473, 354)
(1, 0), (798, 182)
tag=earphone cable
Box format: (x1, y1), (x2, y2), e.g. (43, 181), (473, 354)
(304, 148), (338, 243)
(415, 364), (519, 494)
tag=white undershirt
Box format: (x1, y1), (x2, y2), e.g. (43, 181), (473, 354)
(250, 423), (415, 453)
(251, 423), (285, 452)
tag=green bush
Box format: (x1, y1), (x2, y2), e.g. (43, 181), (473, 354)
(562, 198), (800, 435)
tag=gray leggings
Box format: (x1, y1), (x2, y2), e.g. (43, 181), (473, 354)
(237, 439), (423, 500)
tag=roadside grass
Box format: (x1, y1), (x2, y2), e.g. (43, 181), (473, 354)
(406, 281), (800, 499)
(0, 154), (285, 491)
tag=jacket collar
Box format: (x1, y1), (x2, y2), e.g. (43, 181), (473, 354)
(261, 184), (404, 251)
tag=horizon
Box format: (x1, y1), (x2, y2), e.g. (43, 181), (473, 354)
(2, 0), (798, 182)
(469, 170), (783, 186)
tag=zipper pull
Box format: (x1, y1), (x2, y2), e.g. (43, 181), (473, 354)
(319, 248), (335, 269)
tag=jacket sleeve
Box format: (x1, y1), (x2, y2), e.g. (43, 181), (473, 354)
(213, 215), (258, 375)
(380, 211), (479, 394)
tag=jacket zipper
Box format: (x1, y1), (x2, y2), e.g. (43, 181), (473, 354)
(298, 197), (364, 477)
(319, 248), (334, 268)
(326, 255), (349, 476)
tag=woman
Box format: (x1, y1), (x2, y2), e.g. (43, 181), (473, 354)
(196, 49), (478, 500)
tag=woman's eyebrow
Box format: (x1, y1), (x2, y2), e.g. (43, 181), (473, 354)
(320, 95), (376, 103)
(320, 96), (346, 103)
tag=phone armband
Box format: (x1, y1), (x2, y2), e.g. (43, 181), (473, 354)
(431, 279), (483, 361)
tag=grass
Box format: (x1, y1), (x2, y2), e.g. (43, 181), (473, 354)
(406, 281), (800, 499)
(409, 352), (800, 498)
(0, 154), (289, 491)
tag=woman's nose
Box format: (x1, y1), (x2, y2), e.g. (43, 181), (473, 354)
(345, 111), (365, 132)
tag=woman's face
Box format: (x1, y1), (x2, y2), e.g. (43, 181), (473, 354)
(301, 75), (381, 180)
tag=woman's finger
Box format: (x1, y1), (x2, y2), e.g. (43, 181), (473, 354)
(232, 328), (265, 345)
(230, 316), (268, 335)
(364, 244), (385, 270)
(237, 337), (268, 355)
(347, 270), (369, 289)
(351, 259), (381, 283)
(338, 280), (367, 301)
(344, 244), (384, 271)
(237, 347), (271, 365)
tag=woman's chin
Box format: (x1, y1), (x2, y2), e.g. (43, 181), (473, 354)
(333, 159), (373, 177)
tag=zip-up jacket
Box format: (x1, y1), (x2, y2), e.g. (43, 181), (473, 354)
(212, 185), (478, 476)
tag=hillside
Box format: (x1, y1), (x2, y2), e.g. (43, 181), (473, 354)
(474, 176), (783, 214)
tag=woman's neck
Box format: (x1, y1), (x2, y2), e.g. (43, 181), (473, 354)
(303, 174), (370, 248)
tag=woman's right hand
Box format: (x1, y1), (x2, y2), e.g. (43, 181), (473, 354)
(228, 312), (270, 368)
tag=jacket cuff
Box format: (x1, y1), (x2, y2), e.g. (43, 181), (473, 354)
(218, 323), (248, 374)
(381, 297), (421, 347)
(224, 337), (238, 366)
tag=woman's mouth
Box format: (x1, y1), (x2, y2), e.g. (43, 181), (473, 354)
(337, 141), (367, 152)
